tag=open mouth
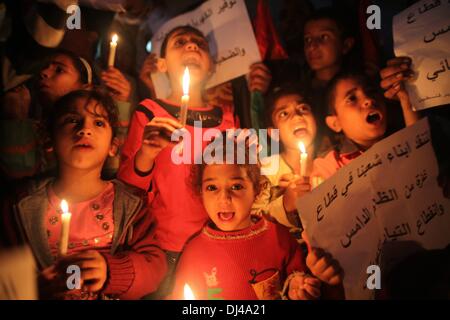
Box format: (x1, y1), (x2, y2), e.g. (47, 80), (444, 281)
(183, 55), (201, 68)
(293, 127), (308, 137)
(74, 143), (93, 149)
(218, 212), (235, 222)
(366, 111), (382, 124)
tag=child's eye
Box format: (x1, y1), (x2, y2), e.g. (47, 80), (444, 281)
(321, 34), (330, 41)
(297, 104), (311, 114)
(205, 185), (217, 192)
(174, 38), (187, 47)
(230, 184), (243, 191)
(55, 66), (64, 74)
(64, 117), (79, 124)
(278, 111), (288, 118)
(194, 39), (209, 51)
(304, 37), (312, 45)
(95, 120), (105, 127)
(346, 95), (357, 104)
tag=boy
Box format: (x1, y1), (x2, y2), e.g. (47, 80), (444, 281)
(117, 26), (237, 296)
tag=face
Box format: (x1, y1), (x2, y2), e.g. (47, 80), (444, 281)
(329, 78), (387, 148)
(38, 54), (84, 106)
(304, 18), (347, 72)
(201, 164), (256, 232)
(53, 98), (116, 172)
(163, 30), (213, 88)
(272, 94), (317, 151)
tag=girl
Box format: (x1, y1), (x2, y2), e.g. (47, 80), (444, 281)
(2, 89), (166, 299)
(172, 135), (321, 300)
(252, 84), (323, 230)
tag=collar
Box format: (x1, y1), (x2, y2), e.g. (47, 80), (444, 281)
(202, 216), (268, 241)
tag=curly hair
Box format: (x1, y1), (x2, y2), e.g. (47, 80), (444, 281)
(190, 131), (262, 197)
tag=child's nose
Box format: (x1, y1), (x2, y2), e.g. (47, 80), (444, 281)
(77, 123), (93, 136)
(39, 67), (51, 79)
(363, 96), (375, 109)
(218, 190), (232, 204)
(185, 41), (199, 52)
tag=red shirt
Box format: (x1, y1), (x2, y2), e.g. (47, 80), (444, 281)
(312, 137), (363, 180)
(172, 217), (306, 300)
(118, 99), (237, 252)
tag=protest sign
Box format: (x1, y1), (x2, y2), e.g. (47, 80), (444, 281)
(393, 0), (450, 110)
(150, 0), (261, 99)
(297, 118), (450, 299)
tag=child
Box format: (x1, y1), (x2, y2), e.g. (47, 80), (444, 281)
(0, 50), (94, 181)
(252, 85), (320, 230)
(311, 70), (420, 181)
(172, 135), (322, 300)
(1, 89), (167, 299)
(117, 25), (237, 295)
(302, 8), (358, 121)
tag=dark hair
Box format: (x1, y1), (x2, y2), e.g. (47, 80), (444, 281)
(160, 25), (208, 58)
(48, 88), (119, 137)
(48, 49), (96, 85)
(190, 131), (262, 197)
(264, 83), (314, 128)
(303, 7), (364, 75)
(304, 7), (355, 41)
(325, 71), (383, 115)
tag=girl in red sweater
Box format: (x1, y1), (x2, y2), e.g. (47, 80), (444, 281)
(172, 134), (322, 300)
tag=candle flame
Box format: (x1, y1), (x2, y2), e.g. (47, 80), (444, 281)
(299, 142), (306, 154)
(61, 200), (69, 214)
(111, 34), (118, 44)
(184, 284), (195, 300)
(182, 67), (190, 95)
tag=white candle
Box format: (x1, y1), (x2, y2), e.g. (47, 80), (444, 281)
(59, 200), (72, 256)
(184, 283), (195, 300)
(108, 34), (118, 67)
(179, 67), (190, 127)
(299, 142), (308, 178)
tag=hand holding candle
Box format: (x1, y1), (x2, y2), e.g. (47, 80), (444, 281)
(299, 142), (308, 178)
(59, 200), (72, 256)
(108, 34), (118, 68)
(179, 67), (190, 127)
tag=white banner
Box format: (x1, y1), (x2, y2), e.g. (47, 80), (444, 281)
(393, 0), (450, 110)
(297, 118), (450, 299)
(150, 0), (261, 99)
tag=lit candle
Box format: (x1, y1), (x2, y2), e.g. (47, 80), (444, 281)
(299, 142), (308, 178)
(108, 34), (118, 67)
(184, 283), (195, 300)
(59, 200), (72, 256)
(179, 67), (190, 127)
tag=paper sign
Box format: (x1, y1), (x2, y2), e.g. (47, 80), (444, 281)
(393, 0), (450, 110)
(150, 0), (261, 99)
(297, 118), (450, 299)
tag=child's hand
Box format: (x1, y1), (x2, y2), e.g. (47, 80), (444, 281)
(304, 244), (343, 286)
(247, 62), (272, 94)
(38, 264), (71, 299)
(288, 272), (321, 300)
(281, 174), (311, 212)
(380, 57), (420, 126)
(101, 67), (132, 102)
(140, 117), (183, 155)
(139, 53), (158, 98)
(380, 57), (414, 103)
(57, 250), (108, 293)
(135, 117), (183, 172)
